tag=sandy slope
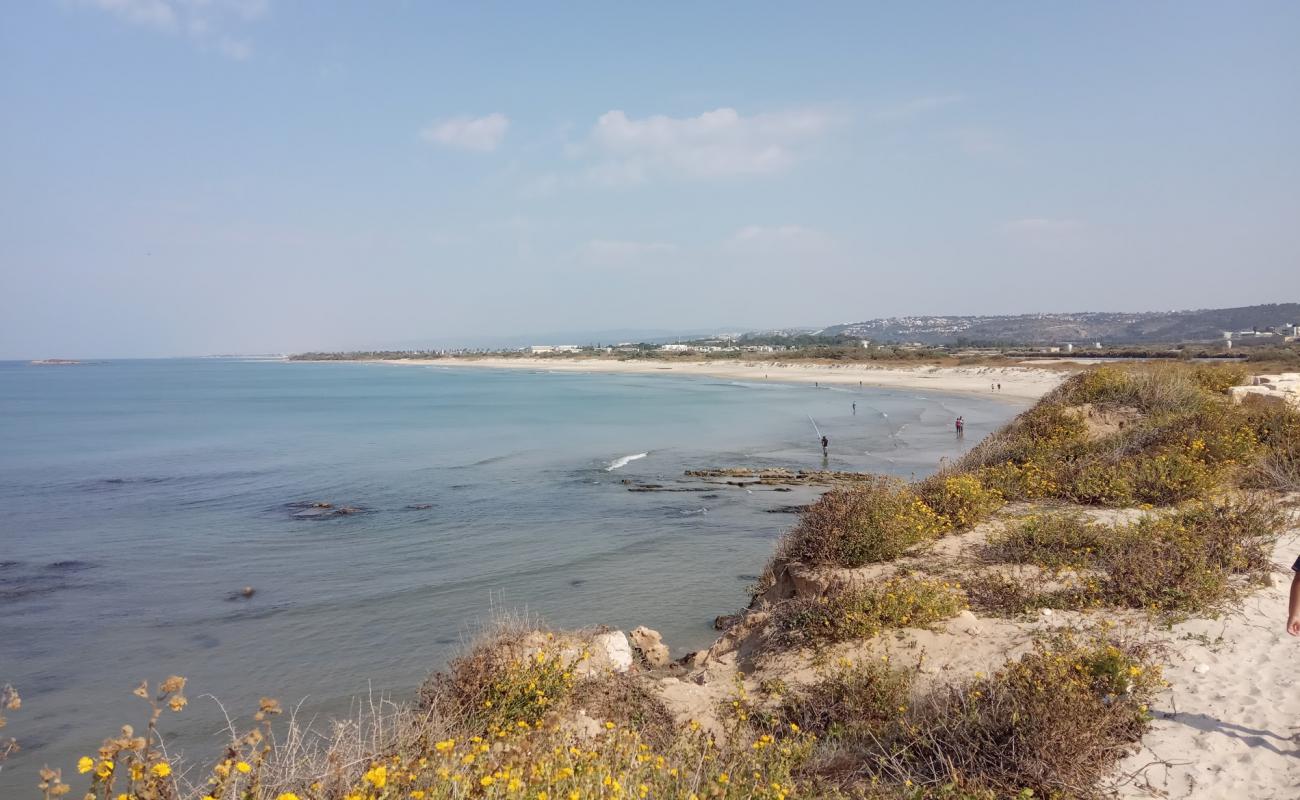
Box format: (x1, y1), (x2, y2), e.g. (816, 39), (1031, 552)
(372, 357), (1067, 401)
(1115, 523), (1300, 799)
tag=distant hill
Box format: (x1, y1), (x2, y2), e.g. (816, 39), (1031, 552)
(819, 303), (1300, 346)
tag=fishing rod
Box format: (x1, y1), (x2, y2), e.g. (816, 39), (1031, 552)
(807, 414), (823, 441)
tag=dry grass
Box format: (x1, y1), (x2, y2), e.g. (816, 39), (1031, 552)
(863, 632), (1164, 799)
(774, 659), (913, 742)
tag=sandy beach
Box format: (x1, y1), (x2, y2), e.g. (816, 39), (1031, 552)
(1115, 521), (1300, 798)
(369, 357), (1069, 402)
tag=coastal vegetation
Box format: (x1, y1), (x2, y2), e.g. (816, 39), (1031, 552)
(9, 362), (1299, 799)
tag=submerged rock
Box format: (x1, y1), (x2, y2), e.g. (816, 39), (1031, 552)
(291, 504), (366, 519)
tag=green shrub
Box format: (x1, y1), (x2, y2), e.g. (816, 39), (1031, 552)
(974, 459), (1061, 501)
(1126, 450), (1215, 504)
(1189, 362), (1249, 394)
(783, 478), (947, 567)
(1241, 399), (1300, 491)
(987, 513), (1109, 569)
(777, 658), (914, 740)
(978, 499), (1281, 617)
(964, 571), (1102, 617)
(916, 474), (1004, 529)
(774, 575), (967, 646)
(1067, 462), (1136, 506)
(876, 633), (1162, 797)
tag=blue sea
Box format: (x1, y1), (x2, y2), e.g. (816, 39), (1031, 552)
(0, 358), (1023, 790)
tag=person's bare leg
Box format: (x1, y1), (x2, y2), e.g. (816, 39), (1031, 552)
(1288, 571), (1300, 636)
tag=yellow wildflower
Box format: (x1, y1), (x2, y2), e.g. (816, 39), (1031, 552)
(236, 761), (252, 774)
(152, 762), (172, 778)
(363, 764), (388, 789)
(77, 757), (94, 775)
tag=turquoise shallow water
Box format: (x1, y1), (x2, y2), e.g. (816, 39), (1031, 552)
(0, 358), (1022, 790)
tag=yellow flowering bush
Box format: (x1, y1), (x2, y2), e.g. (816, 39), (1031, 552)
(775, 575), (967, 646)
(784, 478), (947, 567)
(916, 474), (1003, 530)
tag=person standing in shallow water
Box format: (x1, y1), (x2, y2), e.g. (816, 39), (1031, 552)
(821, 435), (829, 456)
(852, 402), (856, 415)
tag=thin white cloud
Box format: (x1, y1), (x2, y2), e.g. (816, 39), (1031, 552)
(422, 113), (510, 152)
(217, 37), (253, 61)
(725, 224), (833, 252)
(581, 107), (833, 184)
(87, 0), (176, 30)
(578, 239), (677, 263)
(82, 0), (268, 59)
(1001, 218), (1084, 236)
(951, 126), (1008, 156)
(873, 94), (964, 122)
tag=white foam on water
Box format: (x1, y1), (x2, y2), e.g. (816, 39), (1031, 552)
(605, 452), (648, 471)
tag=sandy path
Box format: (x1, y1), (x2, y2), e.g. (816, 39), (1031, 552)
(367, 358), (1067, 402)
(1115, 525), (1300, 798)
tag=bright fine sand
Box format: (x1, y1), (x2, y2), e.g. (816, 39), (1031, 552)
(1116, 522), (1300, 799)
(376, 357), (1066, 401)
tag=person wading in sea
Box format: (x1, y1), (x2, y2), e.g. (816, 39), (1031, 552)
(821, 435), (829, 456)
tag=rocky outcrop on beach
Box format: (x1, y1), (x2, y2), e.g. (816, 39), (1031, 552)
(629, 626), (671, 668)
(1228, 372), (1300, 408)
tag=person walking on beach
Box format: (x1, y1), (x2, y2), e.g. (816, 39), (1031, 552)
(821, 435), (829, 456)
(1288, 555), (1300, 636)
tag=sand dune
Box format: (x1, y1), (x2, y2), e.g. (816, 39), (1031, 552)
(1115, 523), (1300, 798)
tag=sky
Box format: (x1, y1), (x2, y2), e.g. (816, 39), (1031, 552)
(1, 1), (1298, 357)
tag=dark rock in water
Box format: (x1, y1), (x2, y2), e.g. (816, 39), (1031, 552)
(406, 503), (434, 510)
(292, 506), (337, 518)
(737, 574), (759, 582)
(765, 504), (810, 514)
(0, 560), (20, 569)
(190, 632), (221, 649)
(286, 500), (333, 509)
(45, 560), (98, 573)
(570, 579), (587, 587)
(292, 505), (366, 519)
(435, 636), (458, 645)
(771, 487), (793, 492)
(714, 614), (741, 630)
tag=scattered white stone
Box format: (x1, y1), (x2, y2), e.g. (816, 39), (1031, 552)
(591, 631), (634, 673)
(1040, 608), (1054, 617)
(1193, 663), (1210, 675)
